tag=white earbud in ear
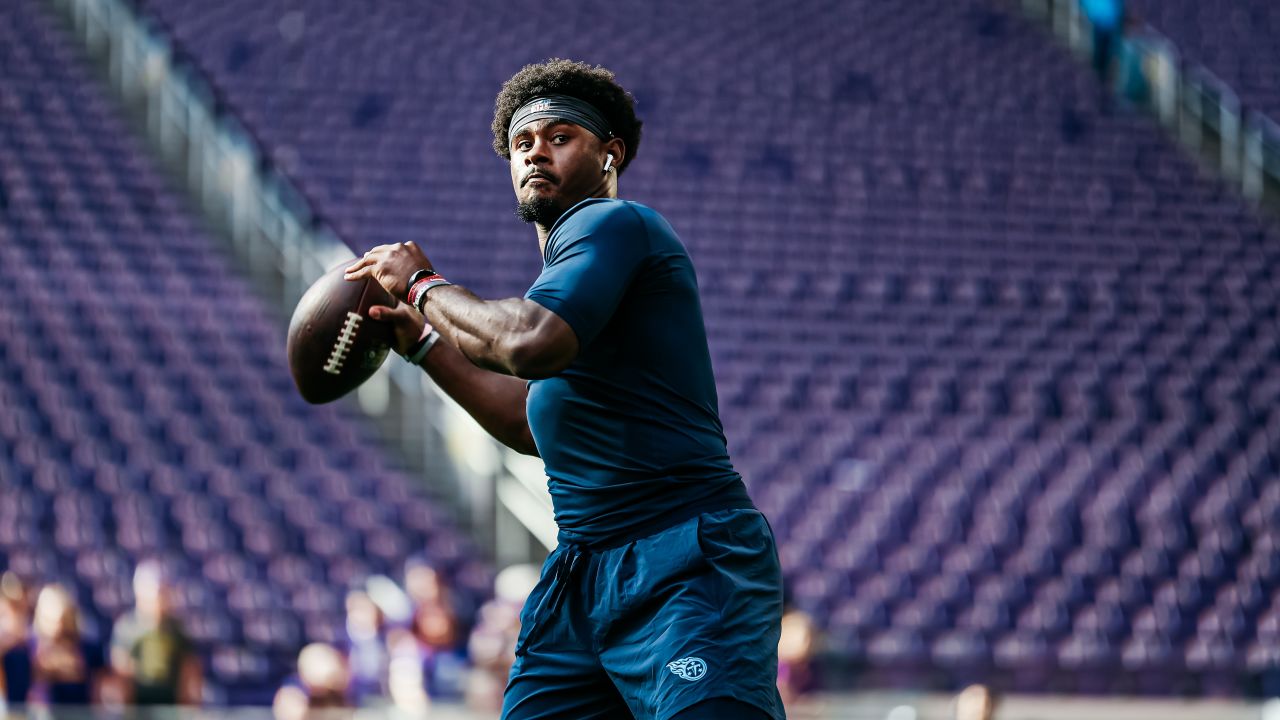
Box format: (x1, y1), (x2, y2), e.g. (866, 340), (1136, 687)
(603, 154), (615, 174)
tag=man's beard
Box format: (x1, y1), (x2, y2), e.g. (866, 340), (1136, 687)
(516, 196), (564, 226)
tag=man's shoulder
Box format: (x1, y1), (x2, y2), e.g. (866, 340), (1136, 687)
(557, 198), (655, 232)
(543, 200), (667, 263)
(553, 199), (682, 253)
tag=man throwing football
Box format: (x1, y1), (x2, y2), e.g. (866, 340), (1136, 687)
(345, 59), (784, 720)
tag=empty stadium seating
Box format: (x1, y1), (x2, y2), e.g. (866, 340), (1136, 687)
(0, 0), (491, 703)
(10, 0), (1280, 698)
(128, 0), (1280, 696)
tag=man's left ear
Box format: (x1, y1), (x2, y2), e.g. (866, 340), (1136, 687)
(604, 139), (626, 172)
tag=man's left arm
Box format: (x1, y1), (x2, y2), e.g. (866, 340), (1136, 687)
(345, 242), (578, 379)
(420, 284), (578, 379)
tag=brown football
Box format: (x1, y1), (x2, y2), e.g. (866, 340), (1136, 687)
(286, 263), (396, 404)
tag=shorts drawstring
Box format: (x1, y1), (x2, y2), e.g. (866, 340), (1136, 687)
(517, 544), (585, 657)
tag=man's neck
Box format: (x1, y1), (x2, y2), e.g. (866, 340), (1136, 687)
(536, 223), (552, 256)
(534, 187), (620, 256)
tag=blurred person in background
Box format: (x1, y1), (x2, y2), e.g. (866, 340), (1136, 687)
(1080, 0), (1127, 105)
(382, 568), (466, 711)
(465, 564), (539, 712)
(386, 629), (430, 716)
(29, 584), (103, 708)
(403, 557), (445, 612)
(0, 573), (33, 709)
(953, 684), (998, 720)
(109, 559), (202, 708)
(401, 559), (467, 701)
(408, 593), (466, 701)
(273, 642), (353, 720)
(776, 608), (819, 705)
(342, 586), (387, 704)
(404, 556), (471, 642)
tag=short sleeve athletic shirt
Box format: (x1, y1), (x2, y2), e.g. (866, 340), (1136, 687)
(524, 198), (751, 545)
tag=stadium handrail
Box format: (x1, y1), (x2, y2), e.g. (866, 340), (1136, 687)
(1244, 112), (1280, 207)
(1181, 65), (1242, 177)
(1020, 0), (1280, 212)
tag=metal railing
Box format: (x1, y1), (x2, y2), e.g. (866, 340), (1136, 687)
(1245, 112), (1280, 206)
(1020, 0), (1280, 214)
(1181, 65), (1242, 178)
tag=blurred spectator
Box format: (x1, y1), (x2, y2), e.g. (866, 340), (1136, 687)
(379, 559), (468, 711)
(465, 564), (538, 711)
(1080, 0), (1126, 100)
(777, 608), (819, 704)
(273, 643), (353, 720)
(385, 631), (430, 715)
(401, 592), (467, 702)
(29, 584), (103, 707)
(953, 683), (998, 720)
(342, 587), (386, 704)
(109, 560), (202, 706)
(404, 556), (471, 636)
(0, 572), (33, 708)
(403, 557), (444, 608)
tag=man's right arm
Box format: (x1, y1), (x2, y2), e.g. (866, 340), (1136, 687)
(371, 302), (538, 456)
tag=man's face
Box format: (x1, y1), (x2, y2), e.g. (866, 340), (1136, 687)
(509, 118), (607, 226)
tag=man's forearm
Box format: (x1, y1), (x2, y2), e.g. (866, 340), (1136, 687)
(420, 285), (528, 373)
(418, 336), (538, 456)
(343, 243), (576, 377)
(421, 285), (576, 379)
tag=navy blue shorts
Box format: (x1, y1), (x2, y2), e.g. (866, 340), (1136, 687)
(502, 508), (786, 720)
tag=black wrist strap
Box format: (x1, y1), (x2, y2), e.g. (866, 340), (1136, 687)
(406, 268), (435, 297)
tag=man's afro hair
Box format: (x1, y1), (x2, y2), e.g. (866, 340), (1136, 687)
(492, 59), (642, 175)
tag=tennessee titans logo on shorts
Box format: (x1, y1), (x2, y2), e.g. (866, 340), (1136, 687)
(666, 656), (708, 682)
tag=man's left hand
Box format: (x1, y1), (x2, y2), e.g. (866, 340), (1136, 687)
(344, 241), (434, 301)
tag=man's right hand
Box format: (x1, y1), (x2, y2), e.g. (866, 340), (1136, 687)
(369, 301), (428, 357)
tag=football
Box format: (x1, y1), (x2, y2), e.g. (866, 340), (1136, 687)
(286, 262), (396, 404)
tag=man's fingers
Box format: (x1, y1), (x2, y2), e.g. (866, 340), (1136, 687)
(368, 303), (402, 320)
(345, 244), (394, 272)
(369, 301), (415, 321)
(344, 255), (372, 274)
(345, 250), (385, 276)
(343, 265), (370, 280)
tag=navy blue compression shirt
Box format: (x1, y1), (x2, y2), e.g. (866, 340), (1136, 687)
(524, 198), (751, 546)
